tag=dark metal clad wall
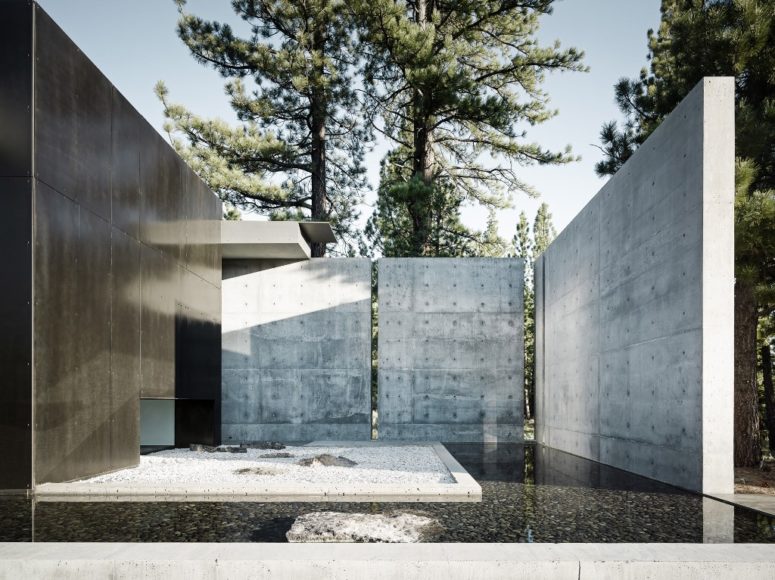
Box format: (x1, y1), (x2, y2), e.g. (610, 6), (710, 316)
(0, 1), (33, 491)
(33, 8), (112, 221)
(0, 177), (33, 490)
(110, 90), (142, 240)
(0, 1), (33, 177)
(139, 244), (176, 400)
(109, 229), (142, 470)
(27, 3), (222, 484)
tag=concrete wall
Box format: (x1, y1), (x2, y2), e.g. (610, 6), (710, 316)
(221, 258), (372, 441)
(534, 78), (734, 494)
(378, 258), (524, 442)
(0, 1), (222, 488)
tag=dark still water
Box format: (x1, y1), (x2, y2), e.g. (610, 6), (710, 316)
(2, 444), (774, 543)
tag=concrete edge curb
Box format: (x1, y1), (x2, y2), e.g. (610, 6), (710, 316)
(1, 543), (775, 580)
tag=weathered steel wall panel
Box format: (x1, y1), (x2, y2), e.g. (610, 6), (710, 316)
(34, 184), (115, 483)
(73, 207), (113, 475)
(0, 0), (33, 491)
(110, 229), (142, 470)
(0, 1), (32, 178)
(140, 136), (185, 262)
(184, 176), (222, 288)
(207, 193), (223, 288)
(33, 181), (82, 483)
(0, 178), (33, 490)
(139, 244), (176, 400)
(110, 90), (142, 240)
(25, 2), (223, 484)
(33, 6), (112, 221)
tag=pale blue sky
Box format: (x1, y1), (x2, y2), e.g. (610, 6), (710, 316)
(36, 0), (661, 238)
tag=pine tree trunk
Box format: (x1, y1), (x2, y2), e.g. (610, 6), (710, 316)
(310, 25), (328, 258)
(409, 113), (432, 256)
(734, 279), (761, 466)
(408, 0), (433, 256)
(762, 339), (775, 454)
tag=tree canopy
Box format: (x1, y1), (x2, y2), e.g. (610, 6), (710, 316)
(357, 0), (585, 256)
(159, 0), (371, 255)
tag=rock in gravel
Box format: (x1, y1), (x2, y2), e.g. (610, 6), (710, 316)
(241, 442), (286, 450)
(190, 444), (248, 453)
(286, 511), (442, 543)
(234, 467), (283, 476)
(189, 444), (217, 453)
(215, 446), (247, 454)
(297, 454), (357, 467)
(259, 452), (294, 459)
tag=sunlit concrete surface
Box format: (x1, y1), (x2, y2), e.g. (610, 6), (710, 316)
(535, 78), (735, 494)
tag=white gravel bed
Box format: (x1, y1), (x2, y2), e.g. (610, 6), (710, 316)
(79, 445), (455, 486)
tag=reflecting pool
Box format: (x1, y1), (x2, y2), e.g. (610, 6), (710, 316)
(2, 444), (773, 543)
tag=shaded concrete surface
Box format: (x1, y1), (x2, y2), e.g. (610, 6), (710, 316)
(221, 259), (372, 441)
(378, 258), (524, 442)
(1, 543), (774, 579)
(535, 78), (734, 494)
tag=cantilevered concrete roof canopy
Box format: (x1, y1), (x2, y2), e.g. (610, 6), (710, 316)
(220, 221), (336, 260)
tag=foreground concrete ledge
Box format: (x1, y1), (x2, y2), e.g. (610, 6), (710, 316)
(34, 442), (481, 503)
(1, 543), (774, 579)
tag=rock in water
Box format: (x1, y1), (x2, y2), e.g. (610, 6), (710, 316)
(259, 452), (294, 459)
(297, 454), (357, 467)
(286, 512), (442, 543)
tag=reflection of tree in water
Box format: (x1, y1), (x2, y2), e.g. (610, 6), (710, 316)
(521, 444), (536, 542)
(523, 445), (535, 485)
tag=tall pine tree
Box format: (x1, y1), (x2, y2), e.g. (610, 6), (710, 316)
(365, 146), (508, 256)
(356, 0), (585, 256)
(158, 0), (371, 255)
(596, 0), (775, 466)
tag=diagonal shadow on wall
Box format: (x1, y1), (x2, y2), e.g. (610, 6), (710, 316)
(221, 259), (372, 442)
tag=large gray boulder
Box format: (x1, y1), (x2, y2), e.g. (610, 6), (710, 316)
(286, 511), (442, 543)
